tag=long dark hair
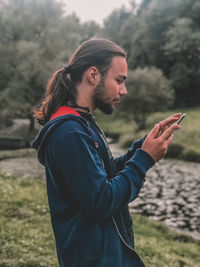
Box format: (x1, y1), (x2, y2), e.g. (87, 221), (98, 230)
(34, 38), (126, 125)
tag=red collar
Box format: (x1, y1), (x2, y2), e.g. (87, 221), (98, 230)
(50, 106), (81, 120)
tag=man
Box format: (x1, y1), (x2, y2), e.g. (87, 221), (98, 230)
(32, 38), (181, 266)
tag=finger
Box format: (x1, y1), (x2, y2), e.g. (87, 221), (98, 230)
(159, 118), (180, 133)
(158, 114), (181, 136)
(159, 113), (182, 128)
(156, 122), (166, 137)
(158, 122), (167, 134)
(161, 124), (180, 140)
(162, 113), (182, 123)
(168, 113), (182, 118)
(148, 124), (160, 139)
(166, 134), (173, 146)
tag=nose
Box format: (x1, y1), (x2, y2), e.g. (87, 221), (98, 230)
(119, 83), (127, 96)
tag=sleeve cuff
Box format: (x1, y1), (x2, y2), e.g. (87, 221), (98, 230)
(130, 135), (147, 150)
(127, 148), (155, 175)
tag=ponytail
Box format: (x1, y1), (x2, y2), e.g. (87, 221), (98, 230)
(34, 67), (77, 125)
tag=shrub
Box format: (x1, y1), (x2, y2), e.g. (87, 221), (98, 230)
(181, 149), (200, 162)
(166, 143), (184, 159)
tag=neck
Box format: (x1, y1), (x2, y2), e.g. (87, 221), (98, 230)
(73, 105), (90, 114)
(76, 83), (95, 114)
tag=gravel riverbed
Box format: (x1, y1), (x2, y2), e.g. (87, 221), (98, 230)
(129, 159), (200, 239)
(110, 144), (200, 239)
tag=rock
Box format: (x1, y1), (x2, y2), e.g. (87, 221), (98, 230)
(128, 158), (200, 238)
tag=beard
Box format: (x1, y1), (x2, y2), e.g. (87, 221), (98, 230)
(93, 79), (114, 115)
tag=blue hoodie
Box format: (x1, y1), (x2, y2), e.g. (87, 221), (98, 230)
(32, 108), (155, 267)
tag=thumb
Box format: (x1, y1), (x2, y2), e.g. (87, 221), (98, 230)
(149, 124), (160, 139)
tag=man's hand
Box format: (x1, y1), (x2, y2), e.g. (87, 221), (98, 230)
(141, 113), (182, 162)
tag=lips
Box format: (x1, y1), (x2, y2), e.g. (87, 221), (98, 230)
(112, 100), (120, 105)
(113, 98), (120, 104)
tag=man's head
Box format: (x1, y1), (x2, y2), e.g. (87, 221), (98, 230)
(34, 38), (127, 124)
(69, 39), (127, 114)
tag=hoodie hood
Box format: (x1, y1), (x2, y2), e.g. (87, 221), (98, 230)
(32, 109), (87, 166)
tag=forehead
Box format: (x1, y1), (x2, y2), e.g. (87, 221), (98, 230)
(107, 56), (127, 77)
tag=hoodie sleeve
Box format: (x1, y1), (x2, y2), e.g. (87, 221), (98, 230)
(47, 126), (154, 221)
(114, 136), (147, 172)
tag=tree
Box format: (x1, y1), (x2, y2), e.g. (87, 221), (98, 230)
(128, 0), (180, 72)
(103, 5), (134, 52)
(0, 0), (101, 134)
(120, 0), (200, 107)
(80, 21), (102, 43)
(164, 17), (200, 106)
(1, 41), (47, 132)
(119, 67), (174, 130)
(0, 0), (64, 132)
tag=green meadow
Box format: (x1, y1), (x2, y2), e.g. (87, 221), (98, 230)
(0, 173), (199, 266)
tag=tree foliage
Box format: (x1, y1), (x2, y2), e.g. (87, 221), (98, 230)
(0, 0), (101, 131)
(103, 0), (200, 108)
(164, 17), (200, 106)
(119, 67), (174, 130)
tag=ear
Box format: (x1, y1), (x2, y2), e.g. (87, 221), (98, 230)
(86, 67), (100, 85)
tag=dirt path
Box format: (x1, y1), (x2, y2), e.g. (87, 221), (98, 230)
(0, 150), (45, 180)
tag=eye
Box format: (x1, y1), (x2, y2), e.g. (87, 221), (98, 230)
(116, 79), (122, 84)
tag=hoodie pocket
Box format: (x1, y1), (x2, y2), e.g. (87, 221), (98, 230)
(85, 223), (105, 263)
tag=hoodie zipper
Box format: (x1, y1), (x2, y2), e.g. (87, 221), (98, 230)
(112, 217), (146, 266)
(91, 117), (145, 265)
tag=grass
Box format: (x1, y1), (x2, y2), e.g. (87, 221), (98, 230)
(0, 172), (200, 266)
(0, 173), (57, 267)
(95, 107), (200, 162)
(133, 215), (200, 267)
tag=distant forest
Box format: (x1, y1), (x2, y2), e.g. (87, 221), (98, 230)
(0, 0), (199, 130)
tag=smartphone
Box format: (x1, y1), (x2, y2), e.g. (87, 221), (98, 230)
(176, 113), (186, 125)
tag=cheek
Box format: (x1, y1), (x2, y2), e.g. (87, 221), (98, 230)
(105, 81), (118, 97)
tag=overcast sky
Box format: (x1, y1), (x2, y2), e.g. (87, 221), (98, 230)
(65, 0), (142, 25)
